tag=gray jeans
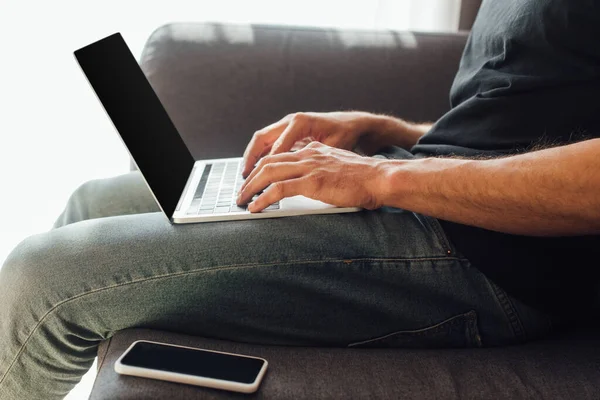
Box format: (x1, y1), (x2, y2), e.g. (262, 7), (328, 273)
(0, 171), (553, 399)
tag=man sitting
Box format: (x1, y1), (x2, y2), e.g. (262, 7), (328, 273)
(0, 0), (599, 398)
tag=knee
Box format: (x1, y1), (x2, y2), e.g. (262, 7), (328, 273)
(0, 231), (76, 309)
(0, 236), (58, 354)
(0, 229), (108, 357)
(53, 180), (98, 227)
(55, 173), (158, 228)
(55, 176), (124, 227)
(0, 235), (100, 388)
(70, 179), (96, 204)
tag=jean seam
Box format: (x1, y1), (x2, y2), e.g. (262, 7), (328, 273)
(424, 216), (454, 256)
(489, 280), (527, 342)
(0, 255), (463, 386)
(348, 310), (479, 347)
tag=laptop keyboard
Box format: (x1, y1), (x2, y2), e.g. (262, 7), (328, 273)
(186, 160), (280, 215)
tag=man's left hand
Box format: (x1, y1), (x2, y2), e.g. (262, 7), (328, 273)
(236, 142), (386, 212)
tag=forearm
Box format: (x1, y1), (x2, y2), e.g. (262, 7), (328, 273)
(377, 139), (600, 236)
(357, 113), (432, 151)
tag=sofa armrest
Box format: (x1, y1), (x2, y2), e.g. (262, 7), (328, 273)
(92, 328), (600, 399)
(139, 23), (468, 162)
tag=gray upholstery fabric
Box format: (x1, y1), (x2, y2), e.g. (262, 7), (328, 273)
(140, 23), (468, 162)
(92, 328), (600, 399)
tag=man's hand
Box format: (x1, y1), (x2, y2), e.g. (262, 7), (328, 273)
(241, 111), (371, 178)
(237, 141), (385, 212)
(241, 111), (430, 178)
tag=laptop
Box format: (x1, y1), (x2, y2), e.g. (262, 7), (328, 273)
(74, 33), (361, 223)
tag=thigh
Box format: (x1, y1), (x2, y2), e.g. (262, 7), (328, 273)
(0, 208), (484, 399)
(53, 171), (159, 228)
(2, 206), (523, 348)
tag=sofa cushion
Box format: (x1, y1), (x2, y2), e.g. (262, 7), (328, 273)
(140, 23), (468, 162)
(90, 328), (600, 399)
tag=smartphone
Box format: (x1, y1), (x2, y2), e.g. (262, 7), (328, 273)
(114, 340), (268, 393)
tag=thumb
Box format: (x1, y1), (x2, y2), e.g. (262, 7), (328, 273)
(270, 119), (304, 155)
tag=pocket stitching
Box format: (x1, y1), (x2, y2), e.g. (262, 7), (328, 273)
(348, 310), (480, 348)
(423, 216), (454, 256)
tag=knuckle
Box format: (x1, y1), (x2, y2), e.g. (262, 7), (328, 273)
(305, 148), (320, 157)
(306, 141), (324, 152)
(297, 146), (310, 155)
(310, 173), (324, 188)
(270, 182), (285, 196)
(292, 112), (311, 124)
(305, 174), (323, 198)
(299, 159), (315, 168)
(298, 148), (315, 159)
(262, 163), (276, 173)
(291, 112), (304, 120)
(258, 155), (273, 166)
(254, 159), (266, 171)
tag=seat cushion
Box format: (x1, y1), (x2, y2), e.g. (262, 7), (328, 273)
(90, 328), (600, 399)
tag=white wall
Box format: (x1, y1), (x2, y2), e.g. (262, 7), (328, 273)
(0, 0), (460, 267)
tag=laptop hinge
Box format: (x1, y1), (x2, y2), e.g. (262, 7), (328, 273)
(174, 163), (199, 214)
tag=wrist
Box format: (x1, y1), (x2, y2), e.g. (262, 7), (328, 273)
(375, 157), (478, 212)
(352, 114), (396, 152)
(349, 111), (379, 135)
(361, 114), (425, 149)
(396, 120), (429, 148)
(371, 159), (415, 208)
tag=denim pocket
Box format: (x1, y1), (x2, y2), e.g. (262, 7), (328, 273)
(422, 215), (455, 256)
(348, 310), (483, 349)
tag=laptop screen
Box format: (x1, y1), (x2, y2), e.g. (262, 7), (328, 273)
(74, 33), (195, 218)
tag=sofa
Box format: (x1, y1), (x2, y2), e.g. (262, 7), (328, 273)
(89, 22), (600, 399)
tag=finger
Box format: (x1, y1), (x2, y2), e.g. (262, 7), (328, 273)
(242, 119), (290, 177)
(240, 152), (299, 192)
(248, 178), (307, 212)
(242, 131), (278, 178)
(269, 114), (310, 156)
(248, 144), (274, 175)
(237, 161), (307, 205)
(258, 144), (273, 159)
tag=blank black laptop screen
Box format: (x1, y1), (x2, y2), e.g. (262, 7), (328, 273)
(74, 33), (195, 218)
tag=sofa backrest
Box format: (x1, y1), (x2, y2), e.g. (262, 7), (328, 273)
(140, 23), (468, 161)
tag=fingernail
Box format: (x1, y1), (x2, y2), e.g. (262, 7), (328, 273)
(236, 193), (242, 203)
(248, 202), (255, 212)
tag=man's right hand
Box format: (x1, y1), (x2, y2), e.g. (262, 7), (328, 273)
(241, 111), (373, 177)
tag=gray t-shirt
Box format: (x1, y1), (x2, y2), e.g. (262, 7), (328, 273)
(411, 0), (600, 317)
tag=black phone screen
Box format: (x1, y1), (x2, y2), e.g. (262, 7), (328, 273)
(120, 341), (265, 384)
